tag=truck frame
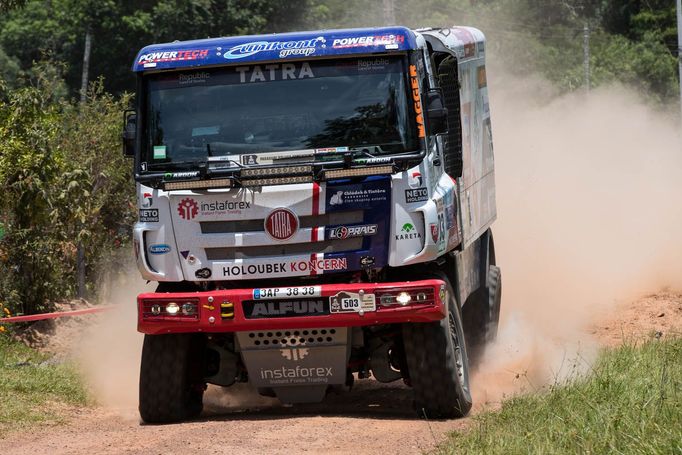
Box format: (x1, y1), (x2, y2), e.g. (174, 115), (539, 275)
(124, 25), (501, 423)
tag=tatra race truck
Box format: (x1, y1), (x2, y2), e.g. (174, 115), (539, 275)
(124, 25), (501, 423)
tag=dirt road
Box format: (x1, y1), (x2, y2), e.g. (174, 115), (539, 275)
(2, 292), (680, 454)
(3, 381), (469, 455)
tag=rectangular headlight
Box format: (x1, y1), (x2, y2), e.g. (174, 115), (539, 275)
(324, 165), (394, 180)
(241, 175), (313, 186)
(241, 165), (313, 178)
(163, 178), (233, 191)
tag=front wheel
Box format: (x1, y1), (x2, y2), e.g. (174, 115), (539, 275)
(139, 333), (206, 424)
(402, 273), (473, 418)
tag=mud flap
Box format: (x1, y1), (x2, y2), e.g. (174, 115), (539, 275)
(236, 328), (349, 404)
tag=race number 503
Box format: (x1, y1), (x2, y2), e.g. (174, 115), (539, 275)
(330, 291), (376, 313)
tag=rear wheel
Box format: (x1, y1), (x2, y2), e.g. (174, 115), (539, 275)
(139, 333), (206, 424)
(464, 233), (502, 365)
(403, 273), (473, 418)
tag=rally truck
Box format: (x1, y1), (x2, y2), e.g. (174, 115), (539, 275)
(124, 25), (501, 423)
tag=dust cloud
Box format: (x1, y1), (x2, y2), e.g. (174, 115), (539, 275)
(74, 267), (151, 419)
(472, 70), (682, 405)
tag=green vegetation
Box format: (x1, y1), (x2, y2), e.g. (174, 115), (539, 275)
(0, 333), (88, 435)
(441, 336), (682, 454)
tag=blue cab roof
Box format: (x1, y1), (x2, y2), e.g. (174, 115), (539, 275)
(133, 26), (418, 72)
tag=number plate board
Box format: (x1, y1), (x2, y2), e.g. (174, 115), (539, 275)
(253, 286), (322, 300)
(330, 291), (376, 313)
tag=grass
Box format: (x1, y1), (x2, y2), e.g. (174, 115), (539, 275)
(441, 335), (682, 454)
(0, 332), (88, 437)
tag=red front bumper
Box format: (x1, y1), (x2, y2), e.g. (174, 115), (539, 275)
(137, 279), (446, 335)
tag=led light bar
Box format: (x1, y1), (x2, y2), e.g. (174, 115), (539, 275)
(163, 178), (233, 191)
(324, 165), (394, 180)
(241, 165), (313, 178)
(241, 175), (313, 186)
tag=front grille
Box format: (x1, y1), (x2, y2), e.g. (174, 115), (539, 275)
(205, 237), (363, 260)
(200, 210), (364, 234)
(239, 328), (345, 348)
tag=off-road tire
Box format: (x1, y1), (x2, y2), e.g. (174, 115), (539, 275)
(139, 333), (206, 424)
(486, 265), (502, 341)
(403, 273), (473, 419)
(464, 260), (502, 366)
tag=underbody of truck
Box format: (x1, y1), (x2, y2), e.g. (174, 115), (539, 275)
(126, 26), (501, 423)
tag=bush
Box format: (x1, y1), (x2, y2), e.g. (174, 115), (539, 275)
(0, 67), (135, 315)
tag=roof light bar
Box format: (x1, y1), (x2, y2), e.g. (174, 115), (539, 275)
(163, 178), (233, 191)
(324, 165), (394, 180)
(241, 165), (313, 178)
(241, 175), (313, 187)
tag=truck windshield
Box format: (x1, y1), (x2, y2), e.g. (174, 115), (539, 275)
(143, 56), (418, 169)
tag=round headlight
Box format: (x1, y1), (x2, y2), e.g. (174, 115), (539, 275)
(166, 302), (180, 315)
(150, 304), (162, 315)
(396, 292), (412, 305)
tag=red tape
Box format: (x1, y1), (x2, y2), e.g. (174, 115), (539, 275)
(0, 306), (113, 324)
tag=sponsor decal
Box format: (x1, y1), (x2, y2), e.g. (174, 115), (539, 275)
(409, 65), (425, 138)
(244, 299), (327, 318)
(330, 291), (376, 313)
(241, 154), (259, 165)
(405, 188), (428, 204)
(328, 224), (377, 240)
(201, 200), (251, 214)
(235, 62), (315, 83)
(141, 192), (153, 208)
(331, 34), (405, 49)
(178, 72), (210, 85)
(222, 258), (347, 277)
(138, 49), (209, 65)
(452, 28), (476, 58)
(264, 208), (298, 241)
(164, 171), (200, 180)
(149, 244), (170, 255)
(178, 197), (252, 221)
(408, 171), (422, 188)
(280, 348), (309, 361)
(357, 57), (390, 71)
(139, 208), (159, 222)
(356, 156), (393, 165)
(477, 66), (487, 88)
(430, 223), (439, 243)
(360, 256), (375, 267)
(253, 286), (321, 300)
(223, 37), (326, 60)
(177, 198), (199, 220)
(195, 267), (212, 279)
(395, 222), (422, 241)
(327, 188), (388, 207)
(436, 198), (447, 254)
(259, 365), (333, 381)
(153, 145), (166, 159)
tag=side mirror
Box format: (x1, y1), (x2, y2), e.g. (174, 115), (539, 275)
(122, 109), (136, 157)
(426, 89), (448, 135)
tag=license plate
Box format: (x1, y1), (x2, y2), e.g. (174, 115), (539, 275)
(253, 286), (322, 300)
(330, 291), (376, 313)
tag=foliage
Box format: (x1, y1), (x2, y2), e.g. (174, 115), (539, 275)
(0, 0), (325, 95)
(0, 334), (88, 435)
(440, 335), (682, 454)
(0, 63), (134, 315)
